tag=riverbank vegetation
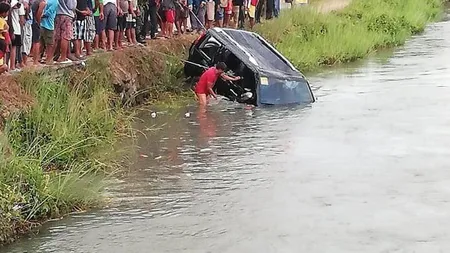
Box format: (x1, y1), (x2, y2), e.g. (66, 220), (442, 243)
(0, 39), (192, 245)
(256, 0), (443, 71)
(0, 0), (445, 246)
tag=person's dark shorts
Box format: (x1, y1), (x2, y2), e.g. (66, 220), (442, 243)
(117, 15), (126, 30)
(215, 6), (224, 20)
(40, 28), (54, 46)
(31, 23), (40, 43)
(158, 8), (167, 22)
(94, 15), (106, 34)
(104, 3), (118, 30)
(126, 21), (136, 29)
(12, 34), (22, 47)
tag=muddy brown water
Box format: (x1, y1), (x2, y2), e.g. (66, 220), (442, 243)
(4, 19), (450, 253)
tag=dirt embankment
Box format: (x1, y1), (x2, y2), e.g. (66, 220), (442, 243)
(0, 35), (195, 122)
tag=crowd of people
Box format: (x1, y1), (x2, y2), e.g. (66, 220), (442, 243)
(0, 0), (307, 75)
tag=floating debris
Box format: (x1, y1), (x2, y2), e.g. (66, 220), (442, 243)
(140, 154), (149, 158)
(151, 112), (157, 118)
(185, 112), (191, 118)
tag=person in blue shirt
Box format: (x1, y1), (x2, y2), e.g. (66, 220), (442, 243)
(37, 0), (57, 64)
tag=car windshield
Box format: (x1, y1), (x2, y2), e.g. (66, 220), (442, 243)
(221, 29), (298, 75)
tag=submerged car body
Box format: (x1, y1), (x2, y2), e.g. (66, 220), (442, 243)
(184, 28), (315, 106)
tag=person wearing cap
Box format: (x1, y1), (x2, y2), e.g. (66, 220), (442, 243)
(194, 62), (241, 106)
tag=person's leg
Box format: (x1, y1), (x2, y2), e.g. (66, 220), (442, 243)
(232, 6), (239, 28)
(131, 25), (137, 44)
(197, 5), (206, 31)
(42, 29), (55, 65)
(274, 0), (279, 17)
(74, 20), (82, 58)
(190, 6), (199, 31)
(205, 1), (213, 28)
(105, 3), (117, 51)
(215, 6), (222, 27)
(58, 16), (74, 62)
(266, 0), (273, 19)
(149, 5), (158, 38)
(9, 45), (16, 70)
(197, 93), (207, 106)
(238, 4), (244, 28)
(126, 23), (131, 43)
(94, 16), (101, 49)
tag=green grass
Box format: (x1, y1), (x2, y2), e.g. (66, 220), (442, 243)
(0, 44), (193, 245)
(256, 0), (443, 72)
(0, 64), (128, 244)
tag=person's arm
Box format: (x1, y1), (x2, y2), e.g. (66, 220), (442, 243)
(36, 1), (47, 24)
(220, 73), (241, 82)
(207, 82), (217, 99)
(116, 0), (122, 15)
(99, 0), (104, 19)
(19, 5), (25, 26)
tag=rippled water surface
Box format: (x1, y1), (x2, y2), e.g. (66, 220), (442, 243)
(5, 19), (450, 253)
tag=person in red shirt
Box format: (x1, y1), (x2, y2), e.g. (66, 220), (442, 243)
(194, 62), (241, 106)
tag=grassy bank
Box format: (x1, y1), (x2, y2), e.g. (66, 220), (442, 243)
(0, 39), (192, 245)
(256, 0), (443, 71)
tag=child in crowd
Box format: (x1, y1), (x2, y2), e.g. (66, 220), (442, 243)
(126, 0), (138, 45)
(9, 0), (25, 71)
(0, 2), (10, 74)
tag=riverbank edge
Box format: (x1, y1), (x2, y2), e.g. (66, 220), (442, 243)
(0, 0), (445, 246)
(0, 38), (194, 245)
(256, 0), (445, 72)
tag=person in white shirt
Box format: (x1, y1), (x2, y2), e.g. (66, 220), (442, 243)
(9, 0), (25, 71)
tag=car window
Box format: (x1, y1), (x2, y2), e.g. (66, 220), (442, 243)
(199, 36), (222, 61)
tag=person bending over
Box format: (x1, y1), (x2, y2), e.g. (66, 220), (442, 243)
(194, 62), (241, 106)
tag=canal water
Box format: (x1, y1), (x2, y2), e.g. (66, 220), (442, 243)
(5, 18), (450, 253)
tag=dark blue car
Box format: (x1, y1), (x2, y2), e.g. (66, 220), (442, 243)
(184, 28), (315, 106)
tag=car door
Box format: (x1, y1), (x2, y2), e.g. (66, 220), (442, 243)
(188, 34), (223, 73)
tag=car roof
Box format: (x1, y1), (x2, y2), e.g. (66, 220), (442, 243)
(207, 28), (301, 76)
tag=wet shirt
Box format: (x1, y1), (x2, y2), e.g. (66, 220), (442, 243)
(195, 67), (219, 94)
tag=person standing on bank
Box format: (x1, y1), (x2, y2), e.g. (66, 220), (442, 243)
(54, 0), (76, 63)
(103, 0), (120, 51)
(194, 62), (241, 106)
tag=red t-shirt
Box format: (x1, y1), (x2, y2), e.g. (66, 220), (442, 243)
(195, 67), (220, 94)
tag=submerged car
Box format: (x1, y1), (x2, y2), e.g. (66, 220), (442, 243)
(184, 28), (315, 106)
